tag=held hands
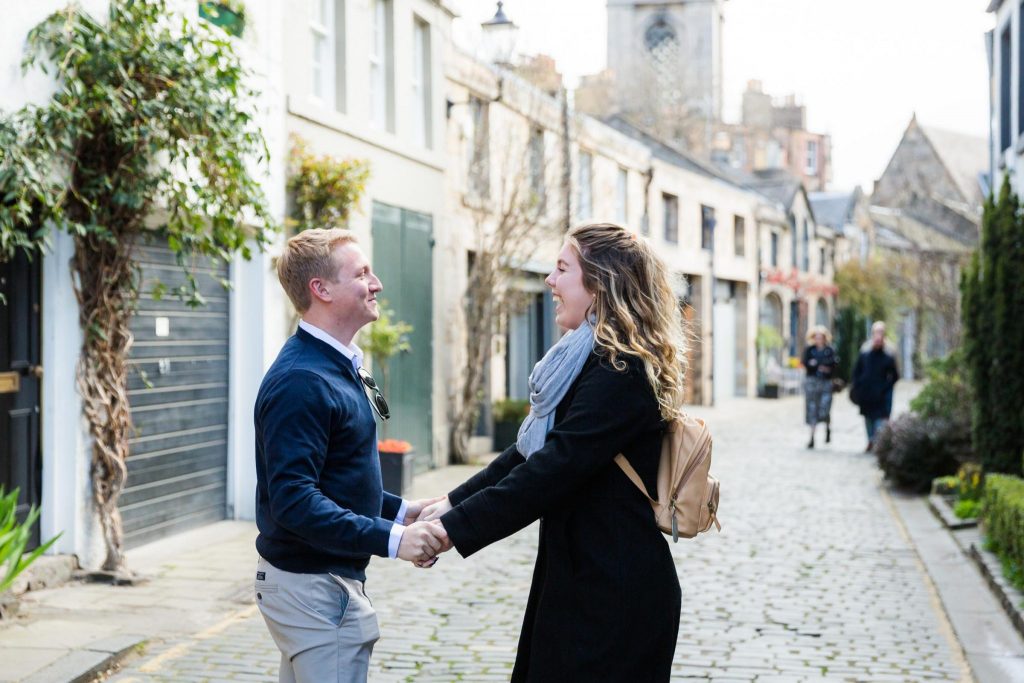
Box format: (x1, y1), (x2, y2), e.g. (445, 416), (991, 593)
(397, 520), (452, 565)
(403, 496), (447, 526)
(416, 495), (453, 522)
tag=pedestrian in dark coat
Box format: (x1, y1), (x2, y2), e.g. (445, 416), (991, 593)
(851, 321), (899, 451)
(418, 223), (689, 682)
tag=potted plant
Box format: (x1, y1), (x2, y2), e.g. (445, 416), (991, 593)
(377, 439), (415, 497)
(198, 0), (246, 38)
(360, 302), (414, 495)
(492, 398), (530, 451)
(756, 324), (785, 398)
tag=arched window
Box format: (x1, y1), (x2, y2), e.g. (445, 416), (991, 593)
(644, 16), (681, 106)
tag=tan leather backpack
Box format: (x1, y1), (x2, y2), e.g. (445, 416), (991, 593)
(615, 413), (721, 541)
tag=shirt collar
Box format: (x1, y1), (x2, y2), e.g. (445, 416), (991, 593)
(298, 319), (363, 371)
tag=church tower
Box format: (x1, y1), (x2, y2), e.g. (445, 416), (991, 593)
(606, 0), (724, 124)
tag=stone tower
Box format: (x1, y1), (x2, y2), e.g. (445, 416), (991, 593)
(605, 0), (724, 125)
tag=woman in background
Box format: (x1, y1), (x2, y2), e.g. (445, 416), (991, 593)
(802, 325), (837, 449)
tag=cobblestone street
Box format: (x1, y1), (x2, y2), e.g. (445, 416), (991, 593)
(108, 385), (971, 682)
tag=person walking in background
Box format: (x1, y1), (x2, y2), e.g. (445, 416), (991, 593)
(802, 325), (838, 449)
(851, 321), (899, 452)
(417, 223), (688, 681)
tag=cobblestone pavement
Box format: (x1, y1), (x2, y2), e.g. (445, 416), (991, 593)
(109, 385), (972, 682)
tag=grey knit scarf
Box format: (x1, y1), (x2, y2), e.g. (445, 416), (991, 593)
(516, 319), (595, 460)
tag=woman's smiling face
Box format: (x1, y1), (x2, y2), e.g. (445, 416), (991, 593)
(545, 242), (593, 332)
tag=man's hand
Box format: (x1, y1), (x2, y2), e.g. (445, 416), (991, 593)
(397, 521), (448, 563)
(413, 521), (452, 568)
(417, 496), (452, 522)
(403, 495), (446, 526)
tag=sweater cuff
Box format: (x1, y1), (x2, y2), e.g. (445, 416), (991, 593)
(440, 505), (482, 558)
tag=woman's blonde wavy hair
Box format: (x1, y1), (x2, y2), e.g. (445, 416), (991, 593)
(567, 222), (688, 421)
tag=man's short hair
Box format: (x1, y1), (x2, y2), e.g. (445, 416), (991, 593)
(277, 228), (357, 312)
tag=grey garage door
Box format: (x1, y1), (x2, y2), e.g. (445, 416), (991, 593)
(120, 238), (230, 548)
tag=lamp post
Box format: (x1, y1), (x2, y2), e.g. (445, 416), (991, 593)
(481, 2), (519, 66)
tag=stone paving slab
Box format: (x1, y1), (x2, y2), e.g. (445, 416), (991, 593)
(100, 384), (979, 682)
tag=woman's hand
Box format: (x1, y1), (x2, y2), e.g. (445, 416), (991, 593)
(417, 496), (452, 522)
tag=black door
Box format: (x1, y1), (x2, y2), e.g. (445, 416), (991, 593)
(0, 251), (43, 548)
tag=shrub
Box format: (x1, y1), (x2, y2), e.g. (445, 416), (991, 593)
(493, 399), (530, 423)
(954, 499), (981, 519)
(982, 474), (1024, 591)
(957, 462), (984, 502)
(874, 414), (960, 493)
(931, 476), (959, 496)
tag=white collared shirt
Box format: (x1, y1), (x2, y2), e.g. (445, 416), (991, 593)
(298, 319), (408, 558)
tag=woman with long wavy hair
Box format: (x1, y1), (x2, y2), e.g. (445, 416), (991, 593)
(420, 223), (688, 681)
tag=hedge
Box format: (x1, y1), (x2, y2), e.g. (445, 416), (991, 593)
(983, 474), (1024, 590)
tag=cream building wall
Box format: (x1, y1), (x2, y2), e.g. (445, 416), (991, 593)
(282, 0), (455, 467)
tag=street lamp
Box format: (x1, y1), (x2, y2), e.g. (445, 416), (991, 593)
(481, 1), (519, 66)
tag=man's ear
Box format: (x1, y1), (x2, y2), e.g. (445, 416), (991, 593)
(308, 277), (331, 304)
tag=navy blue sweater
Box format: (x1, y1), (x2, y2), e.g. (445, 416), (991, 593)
(254, 327), (402, 580)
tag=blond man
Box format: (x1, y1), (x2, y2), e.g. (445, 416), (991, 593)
(253, 228), (446, 683)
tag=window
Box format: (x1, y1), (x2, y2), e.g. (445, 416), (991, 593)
(789, 216), (798, 267)
(819, 246), (827, 275)
(1018, 7), (1024, 137)
(700, 205), (715, 250)
(370, 0), (393, 131)
(615, 167), (628, 224)
(1001, 24), (1011, 151)
(801, 219), (810, 271)
(805, 139), (818, 175)
(310, 0), (337, 106)
(529, 127), (545, 208)
(577, 152), (593, 220)
(468, 97), (489, 198)
(733, 215), (745, 257)
(770, 232), (779, 267)
(663, 193), (678, 243)
(411, 18), (431, 148)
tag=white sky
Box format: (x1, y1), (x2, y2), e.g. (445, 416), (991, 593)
(453, 0), (994, 191)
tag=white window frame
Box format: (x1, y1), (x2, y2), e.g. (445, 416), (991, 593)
(411, 18), (431, 148)
(615, 167), (628, 225)
(578, 152), (593, 220)
(310, 0), (335, 105)
(370, 0), (391, 130)
(805, 139), (818, 175)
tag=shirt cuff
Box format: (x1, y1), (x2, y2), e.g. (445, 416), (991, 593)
(395, 500), (408, 525)
(388, 522), (405, 559)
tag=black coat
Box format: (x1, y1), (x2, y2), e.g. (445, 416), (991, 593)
(441, 353), (680, 682)
(851, 346), (899, 419)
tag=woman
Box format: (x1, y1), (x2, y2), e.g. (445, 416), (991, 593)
(421, 223), (687, 681)
(801, 325), (837, 449)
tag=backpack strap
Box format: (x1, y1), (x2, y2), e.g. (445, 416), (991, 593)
(614, 454), (658, 504)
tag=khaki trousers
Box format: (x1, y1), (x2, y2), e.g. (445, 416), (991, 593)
(255, 556), (380, 683)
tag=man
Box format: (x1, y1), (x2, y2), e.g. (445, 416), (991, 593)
(254, 228), (448, 683)
(851, 321), (899, 452)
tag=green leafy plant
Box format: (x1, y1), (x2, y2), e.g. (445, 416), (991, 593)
(0, 487), (62, 595)
(359, 301), (412, 438)
(953, 499), (981, 520)
(931, 475), (959, 496)
(956, 462), (984, 502)
(493, 398), (530, 423)
(982, 474), (1024, 592)
(286, 135), (370, 234)
(0, 1), (276, 573)
(198, 1), (246, 38)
